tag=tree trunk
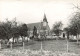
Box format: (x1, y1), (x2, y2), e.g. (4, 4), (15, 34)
(7, 38), (9, 47)
(10, 42), (12, 50)
(17, 38), (18, 44)
(67, 32), (69, 39)
(13, 37), (14, 44)
(22, 36), (23, 42)
(27, 37), (28, 42)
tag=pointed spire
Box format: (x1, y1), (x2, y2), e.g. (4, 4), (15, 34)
(43, 13), (48, 23)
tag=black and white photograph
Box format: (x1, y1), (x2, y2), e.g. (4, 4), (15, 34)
(0, 0), (80, 56)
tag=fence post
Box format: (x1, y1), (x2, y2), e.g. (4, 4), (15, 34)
(41, 41), (42, 50)
(67, 39), (69, 52)
(22, 37), (25, 50)
(10, 42), (12, 50)
(0, 40), (1, 49)
(23, 42), (24, 50)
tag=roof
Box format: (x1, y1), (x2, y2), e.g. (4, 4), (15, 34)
(27, 22), (43, 31)
(43, 14), (48, 23)
(27, 22), (50, 31)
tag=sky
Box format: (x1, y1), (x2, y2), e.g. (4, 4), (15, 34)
(0, 0), (80, 29)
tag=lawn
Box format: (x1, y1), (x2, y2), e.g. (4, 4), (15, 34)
(0, 39), (80, 56)
(12, 39), (80, 54)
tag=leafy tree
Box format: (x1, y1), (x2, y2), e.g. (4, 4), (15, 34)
(33, 26), (37, 38)
(69, 12), (80, 44)
(11, 18), (20, 43)
(51, 21), (63, 36)
(0, 20), (12, 40)
(0, 24), (7, 39)
(0, 18), (29, 49)
(19, 24), (28, 41)
(18, 24), (28, 49)
(20, 24), (28, 36)
(11, 26), (20, 43)
(64, 27), (70, 39)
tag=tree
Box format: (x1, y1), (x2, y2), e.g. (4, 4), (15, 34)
(19, 24), (28, 50)
(11, 18), (20, 43)
(19, 24), (28, 42)
(0, 19), (12, 40)
(51, 21), (63, 36)
(0, 18), (18, 40)
(11, 26), (20, 43)
(63, 27), (70, 52)
(69, 12), (80, 44)
(20, 24), (28, 37)
(64, 27), (70, 39)
(0, 18), (29, 49)
(33, 26), (37, 38)
(0, 24), (7, 39)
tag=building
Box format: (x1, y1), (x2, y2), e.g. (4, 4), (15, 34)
(27, 14), (50, 38)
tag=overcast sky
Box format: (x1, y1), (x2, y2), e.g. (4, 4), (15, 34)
(0, 0), (80, 29)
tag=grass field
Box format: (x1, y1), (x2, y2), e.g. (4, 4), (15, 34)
(0, 39), (80, 56)
(11, 39), (80, 54)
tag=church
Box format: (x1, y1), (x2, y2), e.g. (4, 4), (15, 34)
(27, 14), (50, 38)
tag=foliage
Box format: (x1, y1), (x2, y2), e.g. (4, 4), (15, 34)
(19, 24), (28, 37)
(33, 26), (37, 37)
(51, 21), (63, 36)
(69, 12), (80, 35)
(0, 19), (28, 41)
(0, 24), (7, 39)
(0, 20), (12, 40)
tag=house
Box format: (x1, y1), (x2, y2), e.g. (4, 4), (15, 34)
(27, 14), (50, 38)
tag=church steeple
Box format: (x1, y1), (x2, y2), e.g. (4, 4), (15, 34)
(43, 13), (48, 23)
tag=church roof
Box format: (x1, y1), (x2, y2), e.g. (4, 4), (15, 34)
(27, 22), (43, 31)
(43, 14), (48, 23)
(27, 14), (50, 31)
(27, 22), (50, 31)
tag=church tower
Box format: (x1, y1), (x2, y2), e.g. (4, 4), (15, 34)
(43, 14), (48, 27)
